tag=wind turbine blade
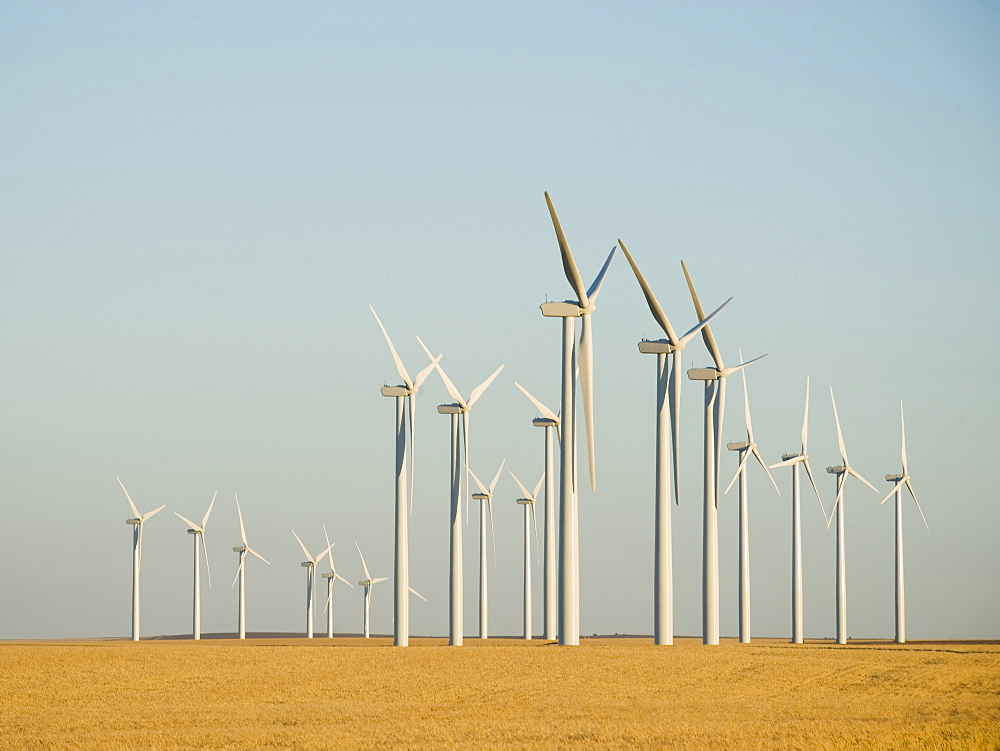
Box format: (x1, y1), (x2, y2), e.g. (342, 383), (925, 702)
(752, 446), (781, 496)
(372, 577), (389, 584)
(827, 475), (845, 529)
(768, 457), (799, 469)
(248, 547), (270, 565)
(508, 470), (531, 500)
(680, 260), (724, 371)
(201, 490), (218, 531)
(408, 392), (416, 514)
(409, 587), (428, 602)
(830, 387), (848, 465)
(721, 353), (768, 378)
(740, 349), (752, 441)
(531, 473), (544, 501)
(317, 542), (335, 564)
(488, 497), (497, 565)
(466, 464), (489, 496)
(618, 239), (678, 342)
(904, 478), (930, 531)
(336, 573), (354, 588)
(585, 246), (617, 303)
(355, 541), (371, 581)
(802, 458), (826, 518)
(713, 377), (727, 504)
(467, 365), (504, 408)
(370, 305), (413, 389)
(488, 458), (506, 495)
(324, 583), (331, 614)
(232, 554), (244, 589)
(117, 477), (141, 519)
(292, 530), (313, 563)
(463, 410), (470, 523)
(677, 298), (733, 347)
(413, 354), (442, 391)
(235, 492), (248, 545)
(544, 192), (589, 308)
(670, 349), (682, 504)
(530, 503), (539, 561)
(900, 401), (909, 477)
(174, 512), (201, 531)
(801, 376), (811, 454)
(416, 337), (465, 407)
(879, 481), (904, 505)
(579, 313), (597, 491)
(848, 467), (879, 494)
(515, 382), (558, 422)
(202, 533), (212, 589)
(323, 524), (335, 569)
(142, 505), (166, 521)
(724, 449), (751, 495)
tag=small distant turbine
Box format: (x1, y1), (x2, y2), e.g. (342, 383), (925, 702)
(356, 542), (388, 638)
(175, 491), (218, 640)
(467, 459), (506, 640)
(292, 530), (334, 639)
(510, 470), (542, 640)
(826, 388), (879, 645)
(723, 352), (780, 644)
(231, 493), (270, 640)
(880, 402), (929, 644)
(118, 477), (165, 642)
(320, 524), (352, 639)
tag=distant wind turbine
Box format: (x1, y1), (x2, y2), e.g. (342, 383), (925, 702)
(292, 530), (334, 639)
(118, 477), (165, 642)
(231, 493), (270, 640)
(174, 491), (218, 640)
(467, 459), (506, 640)
(320, 524), (352, 639)
(356, 542), (388, 639)
(510, 470), (542, 640)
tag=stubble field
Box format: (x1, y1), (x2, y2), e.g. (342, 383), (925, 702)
(1, 637), (997, 748)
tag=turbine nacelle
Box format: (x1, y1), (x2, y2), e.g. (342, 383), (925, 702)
(186, 528), (200, 535)
(827, 465), (847, 474)
(126, 518), (140, 526)
(472, 493), (490, 501)
(727, 441), (751, 451)
(436, 403), (466, 415)
(380, 386), (411, 398)
(232, 545), (247, 553)
(539, 301), (589, 318)
(301, 561), (314, 568)
(886, 473), (905, 482)
(637, 340), (676, 355)
(687, 368), (720, 381)
(515, 498), (534, 506)
(532, 417), (559, 428)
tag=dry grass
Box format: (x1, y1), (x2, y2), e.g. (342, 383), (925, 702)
(1, 637), (998, 748)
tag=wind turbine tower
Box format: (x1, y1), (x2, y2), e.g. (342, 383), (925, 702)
(231, 493), (270, 640)
(118, 477), (165, 641)
(320, 525), (353, 639)
(174, 492), (218, 640)
(510, 470), (542, 640)
(356, 542), (388, 638)
(468, 460), (505, 640)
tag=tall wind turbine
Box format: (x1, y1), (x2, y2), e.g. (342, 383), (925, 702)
(370, 305), (440, 647)
(826, 387), (879, 645)
(231, 493), (270, 640)
(768, 376), (826, 644)
(320, 524), (352, 639)
(880, 401), (929, 644)
(539, 191), (615, 646)
(510, 470), (542, 641)
(174, 492), (218, 640)
(467, 459), (506, 640)
(723, 354), (780, 644)
(356, 542), (388, 638)
(118, 477), (165, 642)
(292, 530), (334, 639)
(417, 339), (503, 647)
(682, 261), (765, 645)
(618, 241), (730, 645)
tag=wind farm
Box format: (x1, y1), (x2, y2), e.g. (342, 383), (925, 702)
(2, 2), (997, 747)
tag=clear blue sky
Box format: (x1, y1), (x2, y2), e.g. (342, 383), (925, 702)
(1, 1), (997, 639)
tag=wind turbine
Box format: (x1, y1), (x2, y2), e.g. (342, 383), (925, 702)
(723, 353), (780, 644)
(510, 470), (542, 641)
(417, 339), (503, 647)
(514, 382), (559, 640)
(682, 260), (765, 645)
(467, 459), (506, 640)
(231, 493), (270, 640)
(174, 491), (218, 640)
(539, 191), (615, 646)
(618, 241), (730, 645)
(118, 477), (165, 642)
(370, 305), (441, 647)
(880, 401), (929, 644)
(356, 542), (388, 639)
(768, 376), (826, 644)
(320, 524), (352, 639)
(292, 530), (334, 639)
(826, 387), (879, 645)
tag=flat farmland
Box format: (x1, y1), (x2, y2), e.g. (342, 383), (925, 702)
(1, 638), (997, 748)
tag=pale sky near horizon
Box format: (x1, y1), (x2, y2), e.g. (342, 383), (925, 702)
(1, 2), (997, 640)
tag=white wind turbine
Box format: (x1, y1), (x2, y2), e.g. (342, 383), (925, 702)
(417, 339), (503, 647)
(510, 470), (542, 641)
(231, 493), (270, 640)
(292, 530), (334, 639)
(880, 401), (929, 644)
(618, 241), (730, 645)
(723, 353), (780, 644)
(356, 542), (388, 638)
(681, 261), (765, 645)
(539, 191), (615, 646)
(370, 305), (441, 648)
(467, 459), (506, 640)
(826, 387), (879, 645)
(514, 382), (559, 640)
(320, 524), (353, 639)
(174, 491), (218, 640)
(768, 376), (827, 644)
(118, 477), (165, 642)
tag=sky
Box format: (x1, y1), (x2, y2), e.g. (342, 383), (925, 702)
(1, 1), (997, 641)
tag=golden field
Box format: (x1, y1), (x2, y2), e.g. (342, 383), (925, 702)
(1, 637), (998, 748)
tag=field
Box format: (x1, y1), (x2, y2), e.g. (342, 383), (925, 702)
(1, 637), (998, 748)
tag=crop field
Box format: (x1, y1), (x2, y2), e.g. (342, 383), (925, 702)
(1, 637), (997, 748)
